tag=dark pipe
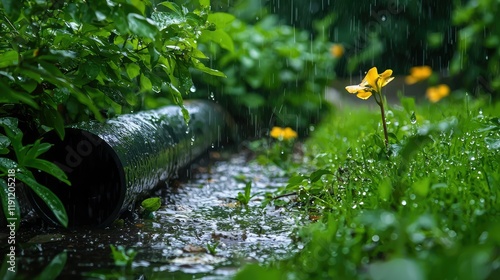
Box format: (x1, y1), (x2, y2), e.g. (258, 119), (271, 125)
(28, 100), (235, 227)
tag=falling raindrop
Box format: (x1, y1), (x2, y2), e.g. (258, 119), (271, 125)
(190, 85), (197, 93)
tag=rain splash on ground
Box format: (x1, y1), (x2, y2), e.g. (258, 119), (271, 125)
(1, 149), (306, 279)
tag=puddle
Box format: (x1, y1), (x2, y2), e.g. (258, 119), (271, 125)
(1, 150), (305, 279)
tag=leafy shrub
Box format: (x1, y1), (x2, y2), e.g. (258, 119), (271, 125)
(192, 13), (338, 137)
(0, 0), (225, 227)
(451, 0), (500, 95)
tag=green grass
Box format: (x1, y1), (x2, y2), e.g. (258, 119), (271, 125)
(236, 95), (500, 279)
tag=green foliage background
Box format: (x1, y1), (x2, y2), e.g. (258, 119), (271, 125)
(0, 0), (225, 227)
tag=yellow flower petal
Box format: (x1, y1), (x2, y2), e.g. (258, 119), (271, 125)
(363, 67), (379, 90)
(426, 84), (450, 103)
(380, 69), (393, 79)
(283, 127), (298, 140)
(380, 76), (395, 87)
(345, 84), (369, 94)
(270, 126), (297, 140)
(405, 66), (432, 84)
(270, 127), (284, 139)
(356, 90), (372, 100)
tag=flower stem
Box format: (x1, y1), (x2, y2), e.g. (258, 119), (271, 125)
(377, 92), (389, 150)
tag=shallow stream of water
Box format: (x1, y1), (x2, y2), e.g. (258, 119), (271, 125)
(1, 149), (304, 279)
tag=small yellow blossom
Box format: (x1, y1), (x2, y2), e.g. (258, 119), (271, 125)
(270, 127), (298, 141)
(426, 84), (450, 103)
(405, 66), (432, 84)
(330, 44), (344, 58)
(345, 67), (394, 100)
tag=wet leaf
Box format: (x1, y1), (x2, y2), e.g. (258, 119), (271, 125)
(127, 13), (158, 40)
(141, 197), (161, 212)
(33, 251), (67, 280)
(309, 169), (333, 183)
(0, 179), (20, 231)
(28, 234), (65, 244)
(0, 50), (18, 68)
(16, 172), (68, 227)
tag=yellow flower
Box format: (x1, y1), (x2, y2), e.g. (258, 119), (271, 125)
(345, 67), (394, 99)
(405, 66), (432, 84)
(426, 84), (450, 103)
(330, 44), (344, 58)
(270, 126), (298, 141)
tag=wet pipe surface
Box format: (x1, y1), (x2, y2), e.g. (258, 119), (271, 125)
(27, 100), (236, 228)
(1, 150), (305, 279)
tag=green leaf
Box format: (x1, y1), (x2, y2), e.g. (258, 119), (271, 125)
(207, 12), (235, 29)
(40, 106), (65, 140)
(0, 178), (21, 231)
(23, 159), (70, 186)
(0, 117), (21, 137)
(33, 251), (67, 280)
(141, 197), (161, 212)
(140, 74), (152, 92)
(0, 50), (19, 68)
(199, 0), (210, 8)
(200, 29), (234, 52)
(0, 134), (11, 150)
(16, 172), (68, 227)
(0, 157), (17, 172)
(191, 59), (226, 77)
(126, 63), (141, 79)
(309, 169), (333, 183)
(127, 13), (158, 40)
(159, 2), (183, 16)
(286, 174), (306, 188)
(0, 81), (39, 109)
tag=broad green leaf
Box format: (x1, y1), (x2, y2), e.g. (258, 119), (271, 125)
(0, 50), (19, 68)
(33, 251), (67, 280)
(141, 197), (161, 212)
(0, 117), (21, 137)
(159, 2), (183, 16)
(140, 74), (152, 92)
(286, 174), (306, 188)
(0, 157), (17, 172)
(199, 0), (210, 8)
(40, 106), (65, 140)
(0, 134), (11, 150)
(309, 169), (334, 183)
(0, 80), (39, 108)
(152, 11), (184, 31)
(207, 12), (235, 29)
(127, 13), (158, 40)
(16, 172), (68, 227)
(0, 178), (21, 231)
(200, 29), (234, 52)
(23, 159), (70, 186)
(126, 63), (141, 79)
